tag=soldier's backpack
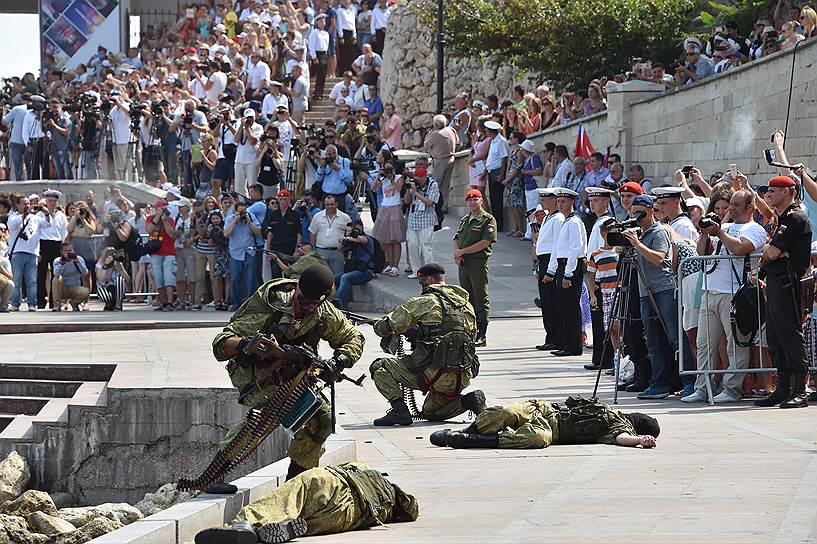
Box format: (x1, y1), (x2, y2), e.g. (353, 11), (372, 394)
(556, 396), (612, 444)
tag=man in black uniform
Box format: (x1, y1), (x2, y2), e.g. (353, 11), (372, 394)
(756, 175), (812, 408)
(265, 189), (302, 278)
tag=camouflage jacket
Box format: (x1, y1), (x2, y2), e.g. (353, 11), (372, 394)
(535, 398), (636, 445)
(372, 284), (476, 338)
(288, 251), (329, 280)
(328, 462), (419, 527)
(213, 279), (365, 367)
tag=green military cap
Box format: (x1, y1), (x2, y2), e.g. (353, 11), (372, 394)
(417, 263), (446, 277)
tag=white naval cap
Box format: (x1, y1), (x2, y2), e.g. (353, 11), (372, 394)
(537, 187), (557, 197)
(585, 186), (614, 197)
(651, 186), (686, 199)
(553, 188), (579, 198)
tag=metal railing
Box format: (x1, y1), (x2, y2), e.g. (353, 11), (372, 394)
(677, 252), (817, 404)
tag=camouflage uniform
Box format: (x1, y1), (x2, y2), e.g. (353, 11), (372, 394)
(234, 462), (419, 535)
(370, 283), (478, 421)
(473, 398), (636, 449)
(287, 251), (328, 280)
(213, 279), (364, 468)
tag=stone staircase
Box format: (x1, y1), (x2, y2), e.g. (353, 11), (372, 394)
(303, 75), (342, 129)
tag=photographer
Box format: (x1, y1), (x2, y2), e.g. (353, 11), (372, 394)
(354, 124), (391, 218)
(146, 199), (177, 312)
(210, 104), (238, 197)
(138, 102), (165, 186)
(45, 101), (72, 179)
(107, 90), (132, 181)
(681, 188), (766, 404)
(95, 246), (129, 311)
(334, 218), (375, 309)
(36, 190), (68, 310)
(623, 195), (682, 400)
(295, 189), (321, 242)
(51, 241), (89, 311)
(298, 133), (323, 193)
(3, 98), (29, 180)
(21, 96), (47, 180)
(173, 198), (198, 310)
(170, 100), (209, 192)
(271, 104), (299, 170)
(404, 166), (440, 277)
(281, 64), (309, 125)
(8, 195), (52, 311)
(76, 93), (103, 179)
(194, 208), (228, 311)
(225, 201), (263, 309)
(255, 124), (284, 199)
(315, 145), (354, 212)
(234, 109), (263, 197)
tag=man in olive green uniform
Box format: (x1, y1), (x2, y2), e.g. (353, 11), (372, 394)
(369, 263), (487, 426)
(430, 396), (660, 449)
(269, 242), (329, 280)
(194, 462), (419, 544)
(212, 265), (365, 482)
(454, 188), (497, 347)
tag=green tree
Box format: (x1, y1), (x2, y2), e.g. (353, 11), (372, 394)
(414, 0), (696, 89)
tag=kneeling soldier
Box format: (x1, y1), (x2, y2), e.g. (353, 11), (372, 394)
(370, 263), (487, 426)
(430, 396), (659, 449)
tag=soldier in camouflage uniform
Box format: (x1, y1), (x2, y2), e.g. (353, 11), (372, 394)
(212, 265), (365, 483)
(369, 263), (487, 426)
(430, 396), (660, 449)
(194, 462), (419, 544)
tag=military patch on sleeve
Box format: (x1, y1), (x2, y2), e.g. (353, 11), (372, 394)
(486, 224), (495, 234)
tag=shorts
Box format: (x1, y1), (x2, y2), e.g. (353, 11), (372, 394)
(175, 247), (195, 281)
(327, 34), (337, 55)
(682, 272), (701, 331)
(213, 158), (234, 181)
(151, 254), (177, 288)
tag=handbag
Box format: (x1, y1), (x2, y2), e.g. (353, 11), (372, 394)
(730, 255), (765, 348)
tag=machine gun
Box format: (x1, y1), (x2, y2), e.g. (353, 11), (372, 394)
(177, 337), (364, 492)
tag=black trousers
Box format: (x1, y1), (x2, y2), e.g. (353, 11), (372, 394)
(555, 257), (586, 353)
(621, 260), (651, 384)
(27, 138), (46, 180)
(311, 51), (328, 98)
(591, 287), (614, 368)
(338, 30), (357, 74)
(37, 239), (62, 308)
(537, 254), (562, 347)
(373, 28), (386, 55)
(488, 169), (504, 232)
(766, 272), (808, 375)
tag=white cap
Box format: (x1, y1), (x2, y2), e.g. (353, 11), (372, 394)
(166, 186), (181, 198)
(685, 196), (705, 210)
(484, 120), (502, 131)
(213, 23), (227, 33)
(651, 186), (686, 199)
(537, 187), (556, 197)
(243, 108), (256, 118)
(554, 188), (579, 198)
(519, 140), (536, 153)
(585, 187), (614, 196)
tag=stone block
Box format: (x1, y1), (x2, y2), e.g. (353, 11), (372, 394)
(87, 520), (176, 544)
(148, 497), (225, 544)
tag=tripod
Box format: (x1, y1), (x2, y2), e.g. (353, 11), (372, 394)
(591, 247), (677, 403)
(123, 122), (142, 183)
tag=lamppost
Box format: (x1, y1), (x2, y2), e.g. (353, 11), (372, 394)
(436, 0), (444, 114)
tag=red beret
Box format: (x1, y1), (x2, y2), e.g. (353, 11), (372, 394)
(768, 175), (796, 188)
(465, 189), (483, 200)
(619, 181), (645, 195)
(277, 189), (290, 197)
(414, 167), (428, 177)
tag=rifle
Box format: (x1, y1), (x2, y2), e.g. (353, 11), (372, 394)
(340, 308), (377, 325)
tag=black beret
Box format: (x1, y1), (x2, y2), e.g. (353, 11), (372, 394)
(298, 264), (335, 300)
(417, 263), (446, 277)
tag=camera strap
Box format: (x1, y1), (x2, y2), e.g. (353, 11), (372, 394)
(9, 216), (31, 256)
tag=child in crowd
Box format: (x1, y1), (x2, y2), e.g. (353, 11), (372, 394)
(587, 220), (619, 354)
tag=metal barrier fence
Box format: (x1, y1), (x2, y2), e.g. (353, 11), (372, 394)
(677, 252), (817, 404)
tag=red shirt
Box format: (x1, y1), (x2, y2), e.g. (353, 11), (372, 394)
(146, 214), (177, 256)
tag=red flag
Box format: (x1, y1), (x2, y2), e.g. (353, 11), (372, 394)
(574, 122), (596, 171)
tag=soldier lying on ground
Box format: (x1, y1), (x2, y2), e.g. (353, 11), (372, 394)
(194, 462), (419, 544)
(369, 262), (487, 426)
(430, 396), (660, 449)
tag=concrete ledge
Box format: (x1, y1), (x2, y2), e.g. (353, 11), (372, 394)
(0, 319), (228, 335)
(89, 434), (356, 544)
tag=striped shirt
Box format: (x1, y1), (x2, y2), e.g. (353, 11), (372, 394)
(588, 247), (619, 292)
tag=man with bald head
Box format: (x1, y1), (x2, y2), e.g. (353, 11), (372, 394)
(315, 144), (353, 213)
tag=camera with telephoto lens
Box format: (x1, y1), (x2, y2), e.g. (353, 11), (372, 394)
(107, 208), (128, 227)
(351, 158), (374, 172)
(42, 109), (56, 121)
(698, 212), (722, 230)
(63, 100), (82, 113)
(196, 63), (209, 74)
(66, 251), (77, 260)
(183, 113), (194, 126)
(129, 103), (147, 116)
(151, 102), (163, 116)
(342, 227), (363, 246)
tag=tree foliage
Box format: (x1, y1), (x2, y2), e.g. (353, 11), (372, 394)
(414, 0), (696, 89)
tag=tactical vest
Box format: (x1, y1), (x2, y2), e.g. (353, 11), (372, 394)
(412, 290), (478, 376)
(554, 396), (615, 444)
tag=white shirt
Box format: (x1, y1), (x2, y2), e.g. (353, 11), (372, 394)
(308, 209), (352, 248)
(7, 211), (50, 256)
(551, 158), (573, 188)
(37, 210), (68, 242)
(308, 28), (330, 59)
(586, 213), (612, 259)
(548, 213), (588, 278)
(205, 71), (228, 106)
(236, 122), (263, 164)
(239, 7), (253, 20)
(273, 119), (295, 160)
(380, 175), (402, 207)
(352, 84), (370, 110)
(485, 134), (508, 171)
(669, 213), (699, 241)
(108, 106), (131, 145)
(188, 78), (206, 100)
(370, 5), (390, 32)
(536, 211), (564, 256)
(246, 61), (270, 90)
(330, 80), (357, 101)
(218, 120), (238, 159)
(704, 221), (766, 293)
(337, 5), (357, 34)
(261, 93), (289, 118)
(21, 111), (45, 146)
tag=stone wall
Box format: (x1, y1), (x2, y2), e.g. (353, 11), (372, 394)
(380, 4), (539, 149)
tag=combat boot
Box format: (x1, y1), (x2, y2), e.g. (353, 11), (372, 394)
(373, 399), (413, 426)
(780, 373), (809, 409)
(429, 429), (451, 447)
(256, 518), (308, 543)
(195, 520), (257, 544)
(285, 461), (308, 481)
(755, 372), (792, 407)
(475, 322), (488, 347)
(461, 390), (486, 415)
(444, 431), (499, 449)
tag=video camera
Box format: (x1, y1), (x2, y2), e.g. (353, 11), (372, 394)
(351, 158), (375, 173)
(698, 212), (721, 230)
(605, 211), (646, 247)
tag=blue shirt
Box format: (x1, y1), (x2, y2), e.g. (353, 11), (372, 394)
(2, 105), (28, 145)
(316, 157), (353, 195)
(364, 96), (384, 129)
(299, 204), (320, 241)
(225, 211), (263, 261)
(349, 235), (375, 270)
(248, 201), (268, 247)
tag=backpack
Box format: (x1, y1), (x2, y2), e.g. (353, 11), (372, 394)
(730, 255), (765, 347)
(371, 237), (387, 274)
(555, 396), (611, 444)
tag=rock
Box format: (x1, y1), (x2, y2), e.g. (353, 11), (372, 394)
(48, 493), (73, 509)
(135, 483), (191, 517)
(1, 490), (58, 518)
(0, 513), (48, 544)
(51, 516), (122, 544)
(0, 452), (30, 503)
(58, 503), (142, 528)
(26, 511), (76, 536)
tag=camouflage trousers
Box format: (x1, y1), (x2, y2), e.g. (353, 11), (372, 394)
(220, 361), (333, 469)
(473, 401), (558, 449)
(369, 356), (471, 421)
